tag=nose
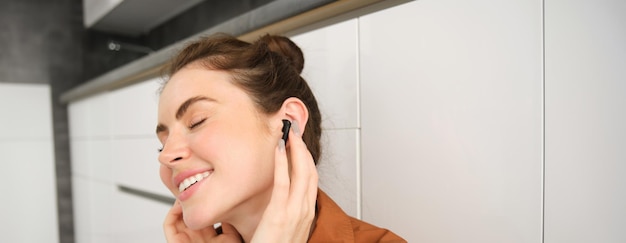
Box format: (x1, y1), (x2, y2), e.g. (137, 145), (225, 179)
(158, 134), (191, 166)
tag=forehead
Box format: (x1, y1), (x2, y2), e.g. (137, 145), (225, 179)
(158, 67), (242, 115)
(162, 66), (230, 96)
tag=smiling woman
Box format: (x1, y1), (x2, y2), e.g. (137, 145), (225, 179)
(155, 34), (406, 242)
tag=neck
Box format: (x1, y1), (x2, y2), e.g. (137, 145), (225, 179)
(227, 190), (319, 242)
(225, 186), (273, 242)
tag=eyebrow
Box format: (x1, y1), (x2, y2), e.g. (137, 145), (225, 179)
(155, 95), (215, 134)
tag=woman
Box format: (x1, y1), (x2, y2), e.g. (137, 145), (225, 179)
(156, 33), (405, 242)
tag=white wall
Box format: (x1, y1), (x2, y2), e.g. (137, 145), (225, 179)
(544, 0), (626, 242)
(0, 83), (59, 243)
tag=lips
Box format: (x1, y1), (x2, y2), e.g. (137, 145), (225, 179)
(178, 171), (212, 192)
(173, 169), (214, 193)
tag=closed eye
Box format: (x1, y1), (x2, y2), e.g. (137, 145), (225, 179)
(189, 117), (207, 129)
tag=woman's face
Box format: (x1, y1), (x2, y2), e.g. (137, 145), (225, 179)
(157, 65), (277, 229)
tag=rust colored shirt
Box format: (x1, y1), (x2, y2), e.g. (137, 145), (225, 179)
(308, 190), (407, 243)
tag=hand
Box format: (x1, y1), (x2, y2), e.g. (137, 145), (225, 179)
(251, 121), (319, 243)
(163, 200), (242, 243)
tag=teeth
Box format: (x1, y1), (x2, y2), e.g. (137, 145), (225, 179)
(178, 171), (211, 192)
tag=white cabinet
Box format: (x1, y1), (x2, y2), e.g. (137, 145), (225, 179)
(359, 1), (543, 242)
(68, 92), (111, 138)
(544, 0), (626, 242)
(111, 137), (169, 196)
(69, 78), (170, 242)
(72, 175), (92, 243)
(110, 190), (168, 243)
(108, 80), (161, 137)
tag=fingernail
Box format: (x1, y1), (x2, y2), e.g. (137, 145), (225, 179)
(292, 120), (301, 136)
(278, 139), (285, 152)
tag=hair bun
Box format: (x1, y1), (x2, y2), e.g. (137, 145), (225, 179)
(259, 35), (305, 74)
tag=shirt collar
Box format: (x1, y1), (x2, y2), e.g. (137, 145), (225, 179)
(308, 189), (355, 242)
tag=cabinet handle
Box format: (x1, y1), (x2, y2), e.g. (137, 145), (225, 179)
(117, 184), (175, 205)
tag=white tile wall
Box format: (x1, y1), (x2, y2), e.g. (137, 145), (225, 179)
(0, 83), (58, 243)
(0, 83), (53, 139)
(359, 0), (543, 242)
(0, 140), (59, 242)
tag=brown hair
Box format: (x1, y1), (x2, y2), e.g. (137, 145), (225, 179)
(164, 33), (322, 164)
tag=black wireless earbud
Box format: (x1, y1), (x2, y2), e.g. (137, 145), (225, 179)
(281, 119), (291, 142)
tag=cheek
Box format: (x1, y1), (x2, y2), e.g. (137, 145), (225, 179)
(159, 165), (174, 193)
(229, 138), (276, 183)
(200, 121), (275, 180)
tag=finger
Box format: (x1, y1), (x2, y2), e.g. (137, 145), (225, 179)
(286, 120), (315, 202)
(306, 162), (319, 205)
(165, 201), (219, 243)
(164, 200), (182, 233)
(298, 123), (318, 201)
(164, 200), (188, 242)
(284, 121), (318, 241)
(194, 226), (218, 243)
(306, 143), (319, 203)
(219, 223), (242, 240)
(270, 138), (290, 208)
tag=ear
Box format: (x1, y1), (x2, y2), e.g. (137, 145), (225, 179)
(272, 97), (309, 135)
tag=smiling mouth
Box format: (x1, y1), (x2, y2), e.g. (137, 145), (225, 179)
(178, 171), (211, 192)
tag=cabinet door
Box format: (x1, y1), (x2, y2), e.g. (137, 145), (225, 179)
(69, 78), (171, 242)
(544, 0), (626, 242)
(359, 0), (543, 242)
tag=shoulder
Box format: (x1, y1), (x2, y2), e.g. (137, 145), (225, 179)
(309, 189), (406, 243)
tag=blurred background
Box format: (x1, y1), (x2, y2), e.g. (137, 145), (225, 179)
(1, 0), (625, 242)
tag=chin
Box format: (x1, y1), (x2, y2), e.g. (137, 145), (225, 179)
(182, 209), (219, 230)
